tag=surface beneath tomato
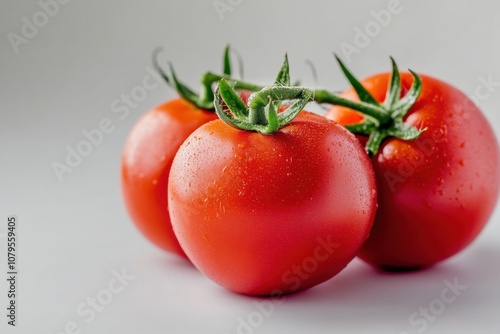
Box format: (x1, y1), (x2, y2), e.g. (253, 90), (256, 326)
(326, 73), (500, 268)
(121, 98), (217, 256)
(168, 112), (377, 295)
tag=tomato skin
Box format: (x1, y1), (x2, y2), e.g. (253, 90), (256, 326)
(121, 98), (217, 256)
(326, 73), (500, 268)
(168, 112), (377, 295)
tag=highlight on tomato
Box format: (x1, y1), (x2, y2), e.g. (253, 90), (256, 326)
(168, 56), (377, 295)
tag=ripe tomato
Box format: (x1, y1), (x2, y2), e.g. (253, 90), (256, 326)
(326, 72), (500, 269)
(121, 99), (217, 256)
(168, 111), (377, 295)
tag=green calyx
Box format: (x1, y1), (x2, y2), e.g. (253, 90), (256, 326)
(314, 56), (425, 156)
(152, 45), (264, 110)
(214, 55), (313, 134)
(154, 45), (424, 152)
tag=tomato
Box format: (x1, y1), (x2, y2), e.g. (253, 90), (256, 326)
(168, 111), (377, 295)
(121, 98), (217, 256)
(326, 72), (500, 269)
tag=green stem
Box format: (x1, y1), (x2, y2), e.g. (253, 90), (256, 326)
(366, 130), (387, 157)
(313, 89), (390, 125)
(246, 90), (268, 126)
(201, 72), (264, 101)
(215, 78), (312, 135)
(153, 45), (261, 110)
(248, 105), (266, 126)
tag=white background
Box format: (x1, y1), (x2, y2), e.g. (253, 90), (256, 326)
(1, 0), (500, 333)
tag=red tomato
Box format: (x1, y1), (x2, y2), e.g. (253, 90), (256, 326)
(326, 73), (500, 269)
(168, 111), (377, 295)
(121, 99), (217, 256)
